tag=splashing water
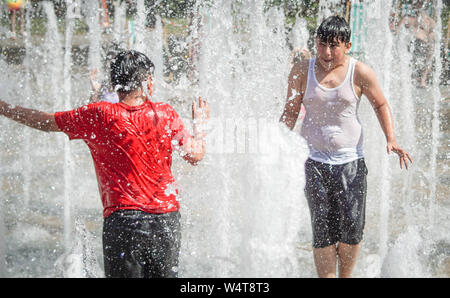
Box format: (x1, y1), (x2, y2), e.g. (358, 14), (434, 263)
(0, 0), (447, 278)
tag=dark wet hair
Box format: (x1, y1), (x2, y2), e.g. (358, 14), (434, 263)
(110, 50), (155, 93)
(316, 16), (351, 44)
(105, 43), (123, 64)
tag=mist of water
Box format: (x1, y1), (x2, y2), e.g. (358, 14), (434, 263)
(0, 0), (447, 277)
(85, 0), (102, 72)
(348, 0), (446, 277)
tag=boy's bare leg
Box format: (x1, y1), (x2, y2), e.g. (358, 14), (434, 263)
(10, 10), (16, 39)
(19, 8), (25, 35)
(313, 245), (338, 278)
(337, 242), (361, 278)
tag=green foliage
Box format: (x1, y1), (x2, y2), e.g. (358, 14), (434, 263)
(146, 0), (197, 18)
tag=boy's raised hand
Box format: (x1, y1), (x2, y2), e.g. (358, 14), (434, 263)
(192, 97), (209, 140)
(192, 97), (210, 121)
(387, 142), (413, 170)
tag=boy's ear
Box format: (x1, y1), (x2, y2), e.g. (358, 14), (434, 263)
(345, 41), (352, 54)
(146, 75), (154, 97)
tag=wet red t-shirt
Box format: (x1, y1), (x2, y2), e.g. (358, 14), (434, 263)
(55, 101), (191, 218)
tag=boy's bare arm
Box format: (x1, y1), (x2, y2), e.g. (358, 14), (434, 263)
(0, 100), (60, 132)
(355, 62), (413, 169)
(280, 60), (307, 130)
(180, 137), (206, 165)
(180, 97), (209, 165)
(356, 63), (396, 143)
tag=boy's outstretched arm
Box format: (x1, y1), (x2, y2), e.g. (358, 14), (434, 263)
(356, 63), (413, 169)
(280, 61), (306, 130)
(0, 100), (60, 132)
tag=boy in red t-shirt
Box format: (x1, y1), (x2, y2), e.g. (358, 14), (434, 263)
(0, 50), (209, 278)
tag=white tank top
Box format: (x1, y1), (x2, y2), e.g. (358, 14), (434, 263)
(300, 57), (364, 164)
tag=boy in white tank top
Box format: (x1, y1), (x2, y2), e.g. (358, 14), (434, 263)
(280, 16), (412, 278)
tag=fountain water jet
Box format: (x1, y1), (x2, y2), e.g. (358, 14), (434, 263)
(175, 0), (310, 277)
(85, 0), (102, 72)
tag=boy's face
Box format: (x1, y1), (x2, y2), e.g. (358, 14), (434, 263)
(315, 37), (352, 70)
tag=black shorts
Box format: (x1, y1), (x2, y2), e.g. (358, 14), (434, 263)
(304, 158), (368, 248)
(103, 209), (181, 278)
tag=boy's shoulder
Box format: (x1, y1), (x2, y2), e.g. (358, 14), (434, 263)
(84, 101), (114, 108)
(153, 101), (176, 113)
(352, 59), (378, 85)
(71, 101), (110, 114)
(151, 101), (183, 120)
(354, 59), (375, 74)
